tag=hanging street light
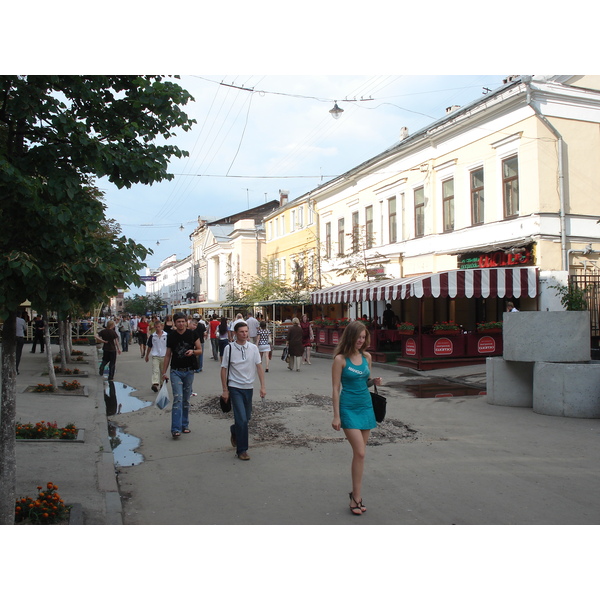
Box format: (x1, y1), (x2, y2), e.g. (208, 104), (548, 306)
(329, 102), (344, 119)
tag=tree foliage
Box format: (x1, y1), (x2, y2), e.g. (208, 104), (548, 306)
(0, 75), (195, 524)
(123, 293), (165, 316)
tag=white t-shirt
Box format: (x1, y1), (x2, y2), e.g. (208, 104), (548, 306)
(221, 342), (261, 389)
(246, 316), (259, 337)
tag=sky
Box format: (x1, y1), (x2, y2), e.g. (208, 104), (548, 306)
(101, 74), (509, 293)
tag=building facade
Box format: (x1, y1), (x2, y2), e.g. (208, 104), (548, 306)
(308, 75), (600, 332)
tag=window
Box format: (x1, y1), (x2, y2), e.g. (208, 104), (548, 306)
(414, 186), (425, 237)
(290, 209), (296, 231)
(470, 167), (484, 225)
(297, 206), (304, 228)
(502, 155), (519, 217)
(351, 211), (359, 252)
(281, 215), (285, 235)
(365, 206), (373, 249)
(442, 178), (454, 232)
(337, 218), (345, 256)
(325, 222), (331, 259)
(281, 258), (286, 277)
(388, 196), (397, 243)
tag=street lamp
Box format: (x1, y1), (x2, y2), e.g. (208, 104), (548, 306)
(329, 102), (344, 119)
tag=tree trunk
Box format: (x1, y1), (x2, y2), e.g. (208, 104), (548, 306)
(0, 314), (17, 524)
(59, 320), (68, 371)
(45, 316), (57, 389)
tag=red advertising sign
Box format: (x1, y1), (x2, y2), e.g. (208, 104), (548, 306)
(477, 336), (496, 354)
(331, 330), (340, 345)
(318, 329), (327, 343)
(433, 338), (454, 356)
(405, 338), (417, 356)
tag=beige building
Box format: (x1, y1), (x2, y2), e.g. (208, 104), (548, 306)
(306, 75), (600, 334)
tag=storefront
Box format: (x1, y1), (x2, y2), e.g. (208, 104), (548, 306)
(311, 266), (538, 369)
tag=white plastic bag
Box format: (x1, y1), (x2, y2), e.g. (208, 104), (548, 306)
(155, 381), (170, 409)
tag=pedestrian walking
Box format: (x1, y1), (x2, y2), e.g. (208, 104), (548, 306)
(145, 320), (168, 392)
(15, 312), (27, 375)
(95, 320), (122, 381)
(162, 313), (202, 438)
(31, 314), (46, 353)
(257, 320), (272, 372)
(286, 317), (303, 371)
(331, 320), (382, 516)
(218, 317), (230, 358)
(245, 312), (260, 344)
(220, 322), (266, 461)
(300, 314), (314, 364)
(137, 315), (149, 358)
(119, 315), (131, 351)
(209, 314), (220, 360)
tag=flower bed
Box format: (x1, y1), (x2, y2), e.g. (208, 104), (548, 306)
(15, 482), (71, 525)
(476, 321), (503, 332)
(431, 321), (461, 334)
(16, 421), (78, 440)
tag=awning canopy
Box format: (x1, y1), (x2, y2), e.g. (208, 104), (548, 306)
(311, 267), (539, 305)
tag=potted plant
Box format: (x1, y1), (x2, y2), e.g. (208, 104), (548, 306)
(431, 321), (461, 335)
(476, 321), (503, 333)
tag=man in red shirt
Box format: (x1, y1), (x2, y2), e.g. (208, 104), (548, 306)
(209, 314), (220, 360)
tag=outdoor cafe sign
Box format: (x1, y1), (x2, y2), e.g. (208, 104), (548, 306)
(458, 245), (533, 270)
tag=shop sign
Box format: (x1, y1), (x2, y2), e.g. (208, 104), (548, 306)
(433, 338), (454, 356)
(405, 338), (417, 356)
(477, 336), (496, 354)
(331, 330), (340, 345)
(367, 267), (385, 277)
(318, 329), (327, 343)
(458, 247), (532, 269)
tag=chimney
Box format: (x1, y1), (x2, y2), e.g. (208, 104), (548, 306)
(446, 105), (460, 114)
(279, 189), (289, 206)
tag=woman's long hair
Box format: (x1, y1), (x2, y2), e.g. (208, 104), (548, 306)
(333, 320), (370, 358)
(218, 317), (228, 335)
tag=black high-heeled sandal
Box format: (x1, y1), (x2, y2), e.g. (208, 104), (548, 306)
(349, 492), (366, 515)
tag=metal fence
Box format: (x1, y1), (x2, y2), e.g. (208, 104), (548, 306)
(570, 274), (600, 337)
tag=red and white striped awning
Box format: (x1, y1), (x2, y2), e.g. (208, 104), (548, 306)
(311, 267), (538, 305)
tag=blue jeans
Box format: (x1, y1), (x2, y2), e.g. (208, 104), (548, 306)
(120, 330), (130, 351)
(170, 369), (194, 433)
(229, 386), (253, 454)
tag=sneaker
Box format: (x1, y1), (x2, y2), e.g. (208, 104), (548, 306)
(151, 384), (159, 392)
(230, 432), (237, 447)
(236, 452), (250, 461)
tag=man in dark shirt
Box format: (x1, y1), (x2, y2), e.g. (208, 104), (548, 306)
(31, 315), (46, 353)
(95, 320), (121, 381)
(162, 313), (202, 438)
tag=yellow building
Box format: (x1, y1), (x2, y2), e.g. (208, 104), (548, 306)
(264, 190), (320, 292)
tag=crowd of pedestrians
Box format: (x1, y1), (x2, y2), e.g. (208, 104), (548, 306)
(91, 310), (383, 514)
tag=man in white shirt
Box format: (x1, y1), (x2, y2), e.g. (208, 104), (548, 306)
(15, 313), (28, 375)
(145, 320), (168, 392)
(245, 312), (260, 344)
(220, 322), (266, 461)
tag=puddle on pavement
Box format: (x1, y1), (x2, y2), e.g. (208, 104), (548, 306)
(104, 381), (149, 466)
(108, 422), (143, 467)
(103, 381), (151, 415)
(387, 379), (486, 399)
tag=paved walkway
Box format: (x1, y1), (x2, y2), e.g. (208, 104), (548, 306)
(11, 340), (600, 525)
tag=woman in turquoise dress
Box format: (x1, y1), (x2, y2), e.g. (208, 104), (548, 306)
(331, 320), (382, 516)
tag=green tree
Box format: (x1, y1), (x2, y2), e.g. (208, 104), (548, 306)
(123, 293), (164, 315)
(0, 75), (195, 524)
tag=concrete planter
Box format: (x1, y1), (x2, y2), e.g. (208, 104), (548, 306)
(503, 311), (591, 363)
